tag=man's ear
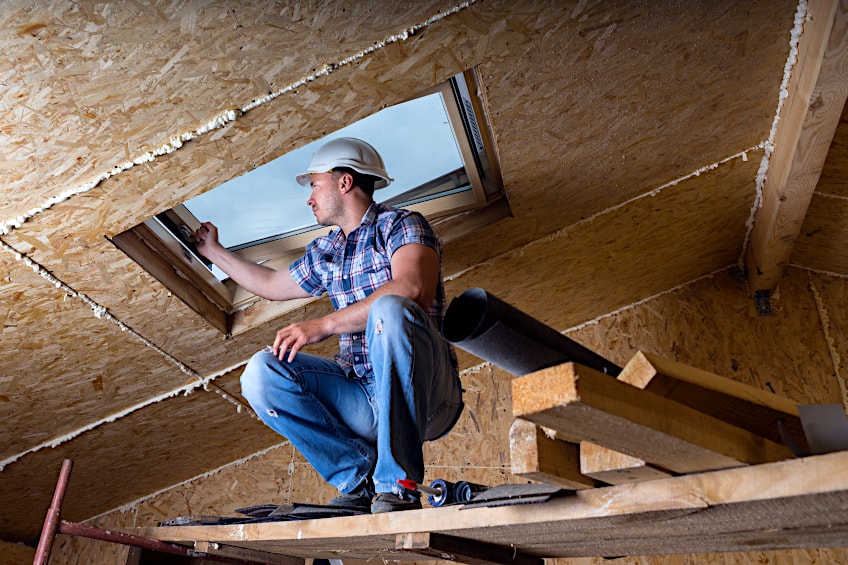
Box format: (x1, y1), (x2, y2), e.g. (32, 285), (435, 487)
(338, 172), (354, 194)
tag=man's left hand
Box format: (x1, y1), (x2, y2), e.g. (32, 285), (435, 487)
(272, 318), (332, 363)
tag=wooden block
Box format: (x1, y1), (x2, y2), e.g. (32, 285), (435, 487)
(511, 362), (794, 474)
(579, 441), (672, 485)
(509, 419), (596, 490)
(396, 532), (543, 565)
(618, 351), (809, 452)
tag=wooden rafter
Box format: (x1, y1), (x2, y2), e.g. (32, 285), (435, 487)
(746, 0), (848, 292)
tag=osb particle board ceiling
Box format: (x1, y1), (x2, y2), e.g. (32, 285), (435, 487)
(1, 0), (846, 545)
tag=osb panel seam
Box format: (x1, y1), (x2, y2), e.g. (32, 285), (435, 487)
(0, 139), (761, 468)
(0, 0), (479, 239)
(0, 3), (482, 464)
(446, 143), (763, 284)
(807, 270), (848, 409)
(84, 440), (293, 525)
(0, 238), (254, 469)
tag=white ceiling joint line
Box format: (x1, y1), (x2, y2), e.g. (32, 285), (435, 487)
(738, 0), (809, 268)
(815, 191), (848, 201)
(789, 263), (848, 280)
(240, 0), (478, 114)
(0, 240), (256, 470)
(0, 109), (238, 237)
(87, 440), (292, 523)
(0, 0), (477, 238)
(0, 349), (252, 471)
(567, 266), (735, 334)
(449, 268), (735, 377)
(444, 143), (765, 284)
(1, 238), (190, 378)
(807, 271), (848, 409)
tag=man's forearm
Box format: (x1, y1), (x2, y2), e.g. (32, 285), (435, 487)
(320, 279), (418, 336)
(204, 245), (308, 301)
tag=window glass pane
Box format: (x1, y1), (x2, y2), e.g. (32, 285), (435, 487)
(183, 91), (466, 250)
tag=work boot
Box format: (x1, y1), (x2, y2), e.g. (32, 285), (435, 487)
(327, 480), (374, 512)
(370, 490), (422, 513)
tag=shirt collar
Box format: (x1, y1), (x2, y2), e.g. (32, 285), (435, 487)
(360, 201), (382, 227)
(328, 202), (382, 247)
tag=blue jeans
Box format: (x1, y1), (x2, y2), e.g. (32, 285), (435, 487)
(240, 295), (463, 496)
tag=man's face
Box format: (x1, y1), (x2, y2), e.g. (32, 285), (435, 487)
(306, 172), (345, 227)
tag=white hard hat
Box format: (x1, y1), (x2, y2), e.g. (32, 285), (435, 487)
(295, 137), (393, 189)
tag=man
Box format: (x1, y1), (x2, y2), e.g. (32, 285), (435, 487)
(194, 137), (463, 514)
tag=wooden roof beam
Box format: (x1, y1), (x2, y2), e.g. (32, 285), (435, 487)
(746, 0), (848, 293)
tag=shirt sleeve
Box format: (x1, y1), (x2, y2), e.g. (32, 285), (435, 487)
(384, 210), (440, 258)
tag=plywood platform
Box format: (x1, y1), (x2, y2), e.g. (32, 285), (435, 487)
(134, 450), (848, 562)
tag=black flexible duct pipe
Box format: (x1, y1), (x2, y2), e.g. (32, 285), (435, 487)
(443, 288), (621, 377)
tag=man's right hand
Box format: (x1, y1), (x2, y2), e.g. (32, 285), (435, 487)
(193, 222), (220, 260)
(191, 220), (312, 304)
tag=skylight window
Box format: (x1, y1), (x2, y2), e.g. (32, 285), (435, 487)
(112, 69), (508, 335)
(181, 90), (468, 280)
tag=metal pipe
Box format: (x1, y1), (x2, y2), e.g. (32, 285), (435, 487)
(57, 521), (250, 564)
(443, 288), (622, 377)
(34, 459), (74, 565)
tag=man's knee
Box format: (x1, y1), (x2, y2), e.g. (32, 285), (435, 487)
(368, 295), (418, 332)
(240, 349), (279, 405)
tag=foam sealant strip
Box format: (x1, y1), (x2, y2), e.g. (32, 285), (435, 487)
(0, 356), (252, 472)
(789, 263), (848, 280)
(814, 191), (848, 201)
(738, 0), (809, 268)
(0, 0), (477, 237)
(807, 271), (848, 409)
(445, 143), (765, 284)
(0, 1), (477, 469)
(86, 440), (292, 524)
(566, 265), (733, 334)
(0, 238), (254, 471)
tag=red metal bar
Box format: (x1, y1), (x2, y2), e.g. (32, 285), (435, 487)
(33, 458), (257, 564)
(33, 459), (74, 565)
(58, 521), (250, 564)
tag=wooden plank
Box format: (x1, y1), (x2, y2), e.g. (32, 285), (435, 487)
(579, 441), (672, 485)
(511, 363), (794, 473)
(508, 419), (596, 490)
(133, 451), (848, 559)
(618, 351), (809, 451)
(396, 532), (543, 565)
(747, 0), (848, 291)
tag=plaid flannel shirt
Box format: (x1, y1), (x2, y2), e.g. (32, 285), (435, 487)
(290, 202), (456, 378)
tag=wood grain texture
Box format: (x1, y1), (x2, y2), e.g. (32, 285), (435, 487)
(747, 0), (848, 290)
(509, 419), (595, 490)
(579, 441), (671, 485)
(3, 2), (847, 563)
(617, 350), (808, 450)
(55, 268), (848, 563)
(512, 362), (793, 473)
(132, 451), (848, 560)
